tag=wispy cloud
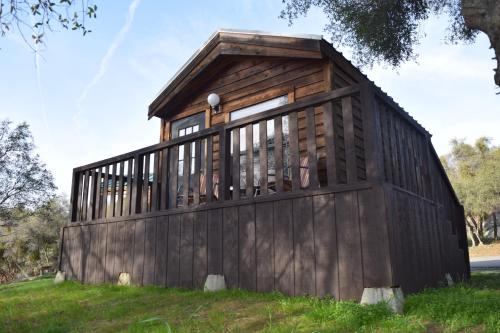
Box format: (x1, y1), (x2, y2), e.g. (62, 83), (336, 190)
(76, 0), (142, 117)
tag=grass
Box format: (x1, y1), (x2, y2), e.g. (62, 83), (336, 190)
(0, 273), (499, 332)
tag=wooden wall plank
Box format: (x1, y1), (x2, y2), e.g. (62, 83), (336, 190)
(273, 199), (294, 295)
(293, 197), (316, 295)
(142, 218), (157, 285)
(223, 207), (239, 288)
(167, 214), (181, 287)
(155, 215), (168, 286)
(193, 211), (208, 288)
(122, 221), (135, 276)
(239, 204), (256, 291)
(104, 222), (116, 283)
(132, 219), (146, 285)
(207, 209), (223, 275)
(336, 191), (363, 300)
(358, 188), (392, 287)
(179, 212), (194, 288)
(313, 194), (338, 298)
(256, 202), (274, 292)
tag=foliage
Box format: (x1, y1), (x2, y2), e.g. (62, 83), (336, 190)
(0, 0), (97, 49)
(0, 196), (68, 282)
(0, 272), (499, 332)
(280, 0), (478, 68)
(441, 137), (500, 245)
(0, 119), (56, 224)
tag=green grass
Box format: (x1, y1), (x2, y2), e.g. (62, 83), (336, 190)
(0, 273), (499, 332)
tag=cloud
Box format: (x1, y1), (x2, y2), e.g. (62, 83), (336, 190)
(75, 0), (142, 117)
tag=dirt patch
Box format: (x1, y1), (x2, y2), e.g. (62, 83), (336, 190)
(469, 241), (500, 257)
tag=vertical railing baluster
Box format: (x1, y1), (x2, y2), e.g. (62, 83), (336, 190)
(323, 101), (338, 186)
(69, 170), (80, 222)
(125, 158), (133, 215)
(289, 112), (300, 191)
(82, 170), (90, 220)
(259, 120), (268, 195)
(306, 107), (319, 189)
(182, 143), (190, 207)
(160, 148), (169, 210)
(232, 128), (240, 200)
(88, 169), (97, 221)
(142, 154), (150, 213)
(117, 162), (125, 216)
(131, 154), (143, 215)
(274, 116), (284, 192)
(168, 146), (179, 208)
(102, 165), (109, 219)
(151, 151), (160, 211)
(95, 167), (103, 219)
(206, 137), (213, 203)
(193, 140), (201, 205)
(245, 124), (254, 198)
(342, 96), (357, 183)
(110, 163), (117, 217)
(219, 130), (231, 201)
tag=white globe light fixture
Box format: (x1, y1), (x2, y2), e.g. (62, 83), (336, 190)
(207, 93), (220, 108)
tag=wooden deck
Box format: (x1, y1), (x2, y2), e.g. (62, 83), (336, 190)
(60, 81), (469, 300)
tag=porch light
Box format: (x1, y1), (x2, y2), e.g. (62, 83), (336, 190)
(207, 93), (220, 109)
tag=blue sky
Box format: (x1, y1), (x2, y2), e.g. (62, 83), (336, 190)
(1, 0), (498, 195)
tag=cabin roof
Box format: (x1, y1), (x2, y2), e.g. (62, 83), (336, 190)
(148, 29), (431, 138)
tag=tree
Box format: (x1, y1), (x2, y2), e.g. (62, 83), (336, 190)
(0, 119), (56, 224)
(0, 0), (97, 50)
(0, 196), (68, 282)
(280, 0), (500, 88)
(441, 137), (500, 246)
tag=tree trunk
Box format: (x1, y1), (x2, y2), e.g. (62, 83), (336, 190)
(493, 212), (498, 241)
(467, 216), (485, 246)
(462, 0), (500, 87)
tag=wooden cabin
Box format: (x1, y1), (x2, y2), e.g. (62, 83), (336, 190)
(59, 30), (470, 300)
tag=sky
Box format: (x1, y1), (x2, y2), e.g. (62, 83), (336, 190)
(0, 0), (498, 196)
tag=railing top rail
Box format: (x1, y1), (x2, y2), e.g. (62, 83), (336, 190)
(225, 84), (359, 130)
(73, 84), (359, 173)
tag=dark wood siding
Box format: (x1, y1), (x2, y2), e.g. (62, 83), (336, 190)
(61, 185), (398, 301)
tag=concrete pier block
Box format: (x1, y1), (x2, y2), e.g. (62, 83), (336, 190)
(445, 273), (454, 286)
(117, 272), (131, 286)
(54, 271), (66, 284)
(360, 287), (404, 314)
(204, 275), (226, 292)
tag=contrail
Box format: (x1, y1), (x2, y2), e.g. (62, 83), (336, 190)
(76, 0), (142, 116)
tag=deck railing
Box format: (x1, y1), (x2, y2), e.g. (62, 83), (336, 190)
(69, 84), (361, 222)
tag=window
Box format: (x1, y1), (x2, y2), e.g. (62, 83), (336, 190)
(171, 112), (205, 138)
(230, 95), (288, 121)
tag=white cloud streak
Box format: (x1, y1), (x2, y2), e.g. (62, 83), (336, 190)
(76, 0), (142, 116)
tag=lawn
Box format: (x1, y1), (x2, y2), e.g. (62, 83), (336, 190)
(0, 273), (499, 333)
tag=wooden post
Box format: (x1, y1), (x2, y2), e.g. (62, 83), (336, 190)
(360, 81), (384, 182)
(218, 128), (231, 201)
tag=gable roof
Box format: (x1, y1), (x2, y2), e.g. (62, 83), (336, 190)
(148, 29), (330, 119)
